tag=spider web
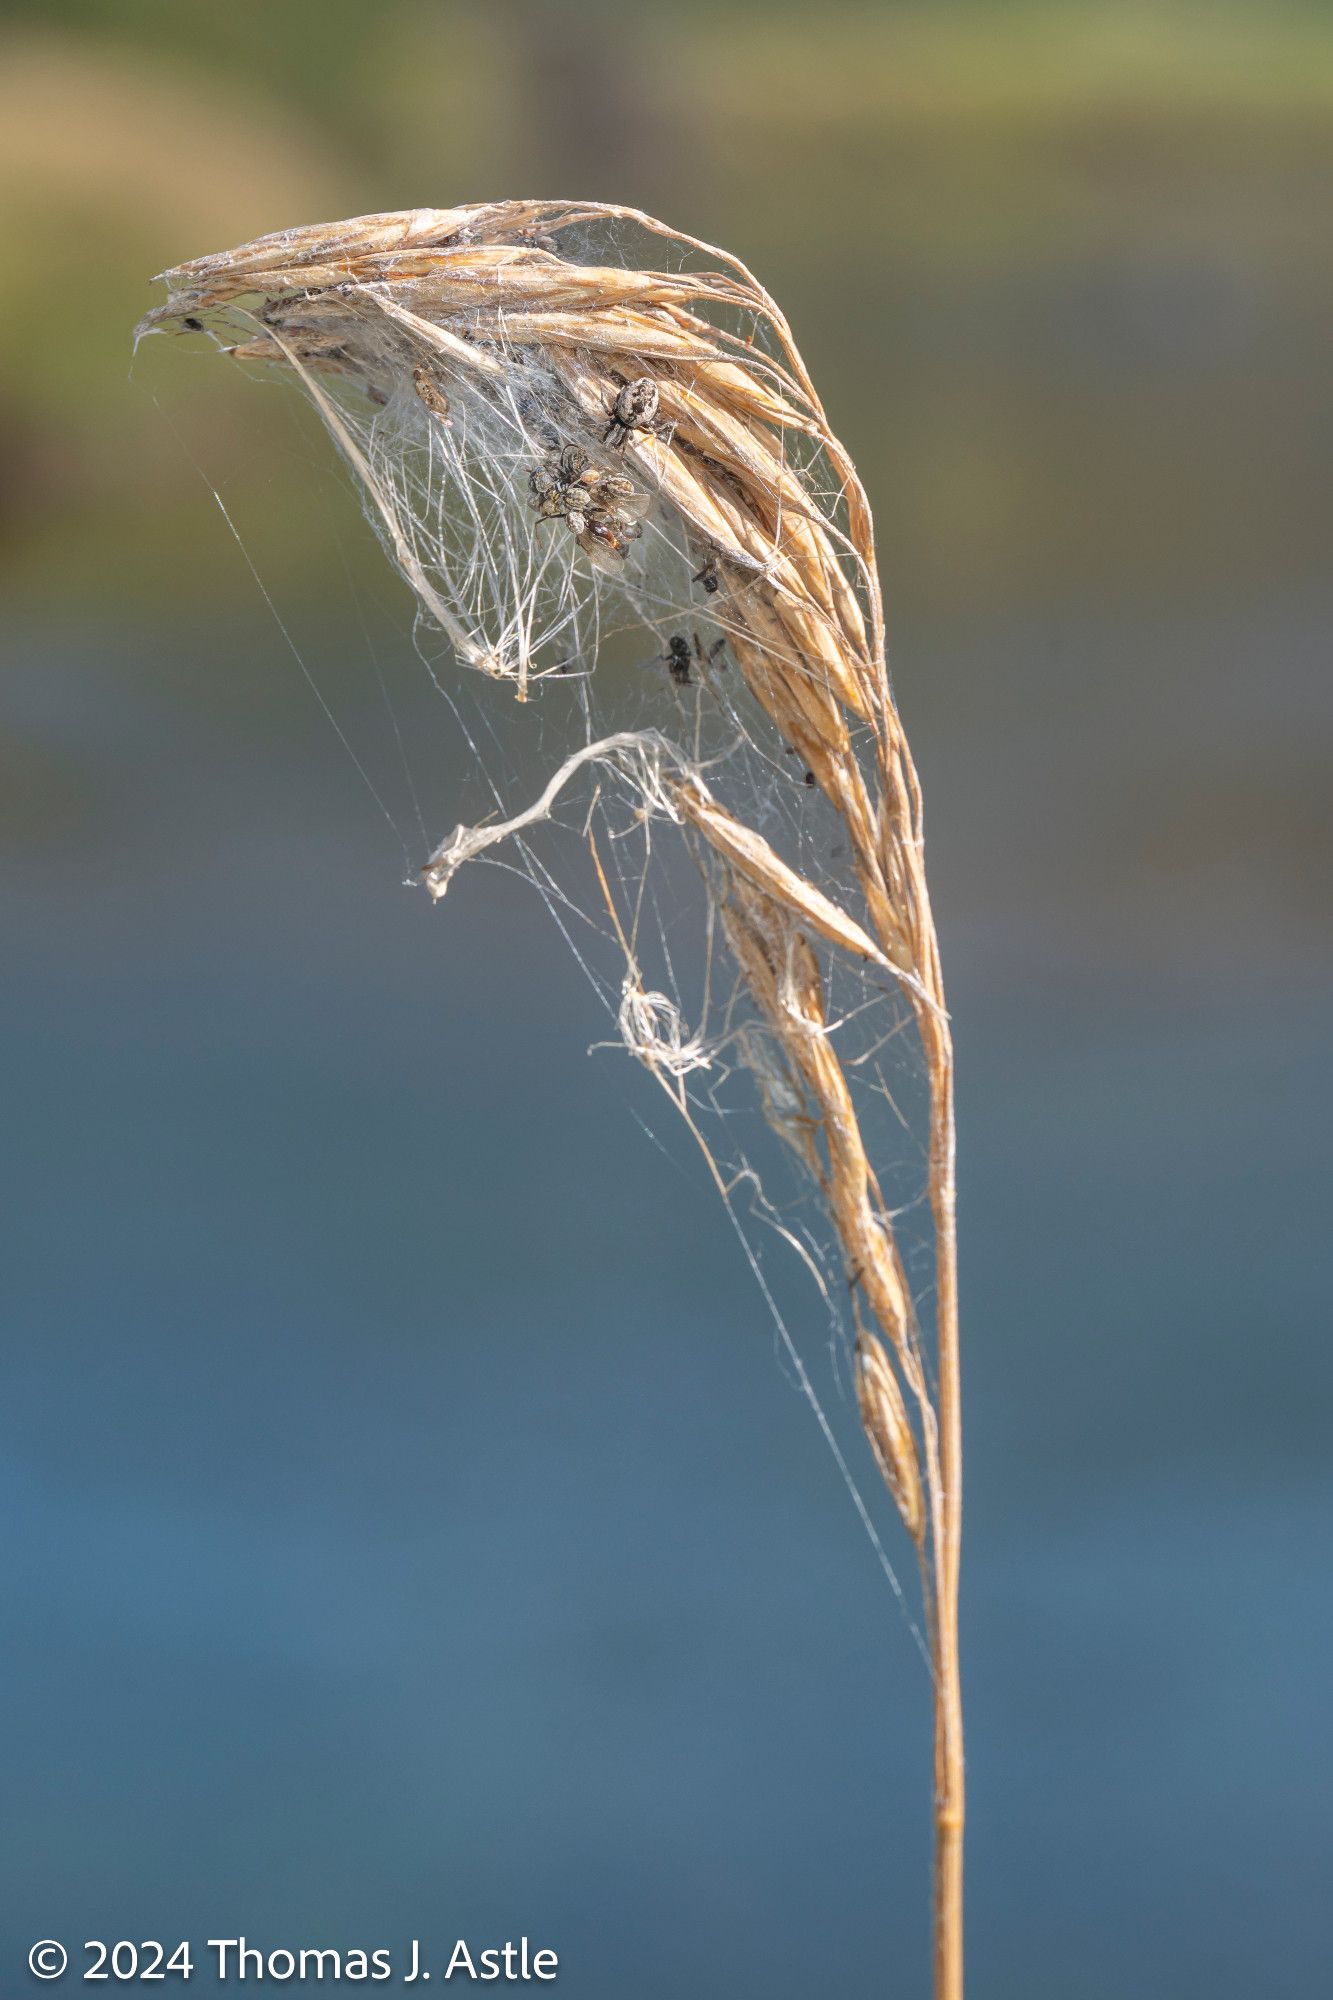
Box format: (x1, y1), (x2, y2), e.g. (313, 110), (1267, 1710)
(157, 213), (940, 1642)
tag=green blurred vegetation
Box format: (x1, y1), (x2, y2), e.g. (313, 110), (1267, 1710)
(1, 0), (1330, 623)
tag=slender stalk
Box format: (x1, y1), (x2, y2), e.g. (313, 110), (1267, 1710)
(140, 200), (968, 1997)
(929, 1045), (964, 2000)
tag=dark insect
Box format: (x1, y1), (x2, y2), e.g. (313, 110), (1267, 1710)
(661, 631), (726, 687)
(181, 316), (203, 332)
(664, 635), (693, 686)
(603, 375), (662, 449)
(691, 556), (721, 595)
(803, 769), (817, 787)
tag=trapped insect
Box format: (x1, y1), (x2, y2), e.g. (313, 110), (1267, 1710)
(664, 635), (693, 685)
(661, 631), (726, 686)
(575, 510), (644, 570)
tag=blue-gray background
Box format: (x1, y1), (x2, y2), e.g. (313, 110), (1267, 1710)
(2, 4), (1330, 1994)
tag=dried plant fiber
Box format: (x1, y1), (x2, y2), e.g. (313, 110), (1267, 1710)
(138, 201), (966, 1999)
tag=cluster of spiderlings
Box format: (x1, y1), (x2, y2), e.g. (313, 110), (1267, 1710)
(527, 445), (646, 573)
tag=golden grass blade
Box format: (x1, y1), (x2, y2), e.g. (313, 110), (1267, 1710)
(140, 201), (966, 2000)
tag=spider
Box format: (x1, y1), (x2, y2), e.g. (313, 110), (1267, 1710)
(664, 634), (693, 686)
(528, 446), (596, 525)
(603, 375), (664, 449)
(661, 631), (726, 687)
(528, 446), (646, 569)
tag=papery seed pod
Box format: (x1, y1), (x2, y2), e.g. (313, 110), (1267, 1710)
(412, 365), (451, 421)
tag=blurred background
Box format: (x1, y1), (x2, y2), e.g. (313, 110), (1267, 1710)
(2, 3), (1330, 1995)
